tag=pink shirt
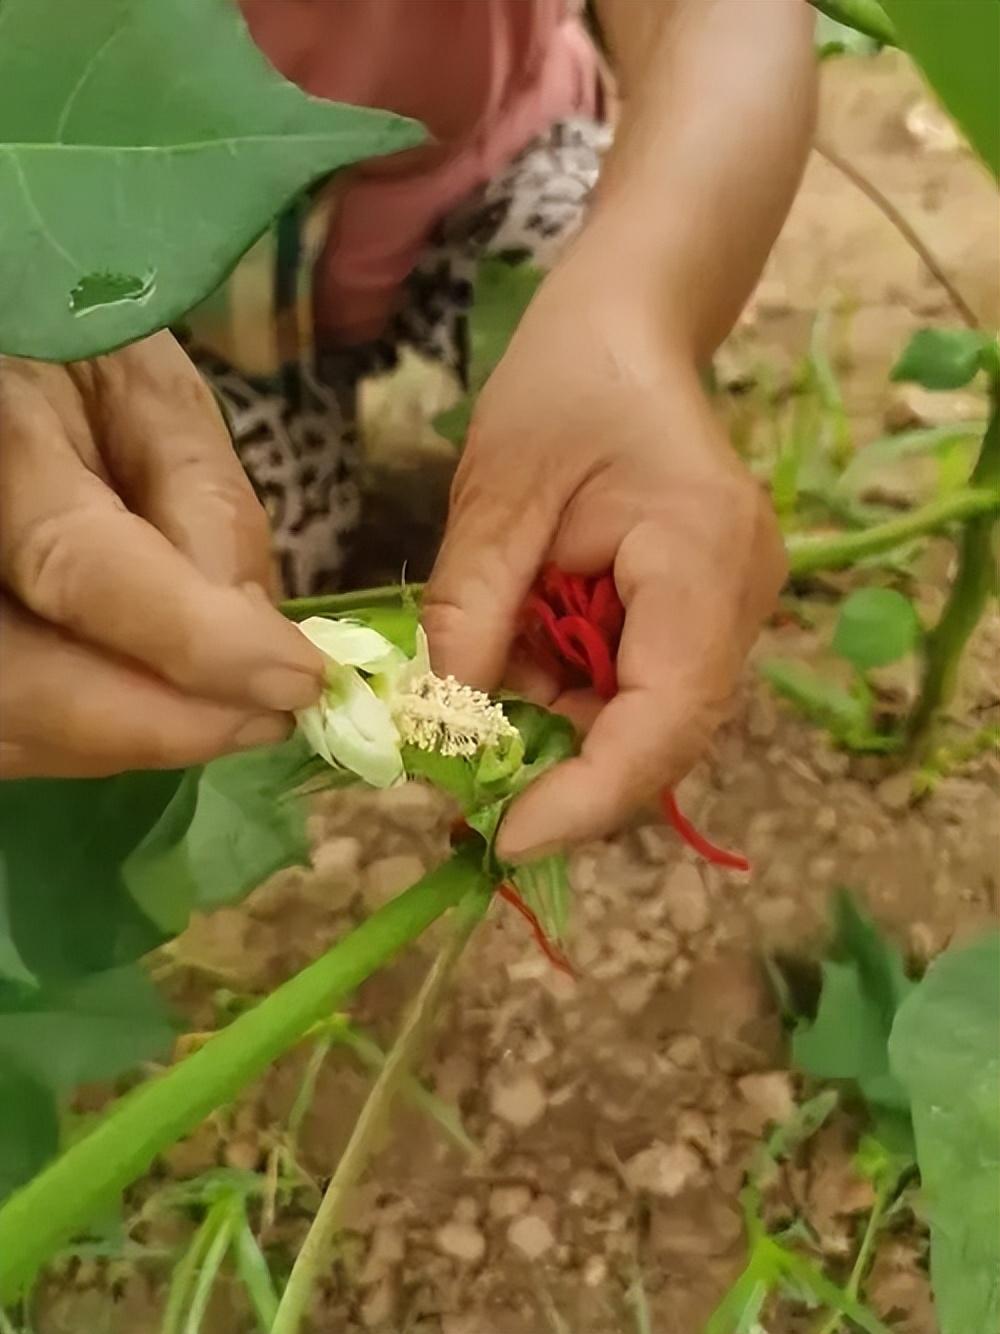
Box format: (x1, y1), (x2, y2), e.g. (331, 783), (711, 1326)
(241, 0), (598, 342)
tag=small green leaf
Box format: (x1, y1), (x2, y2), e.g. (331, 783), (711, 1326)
(890, 329), (998, 391)
(889, 932), (1000, 1334)
(123, 737), (313, 934)
(433, 258), (544, 445)
(832, 587), (921, 671)
(793, 893), (915, 1134)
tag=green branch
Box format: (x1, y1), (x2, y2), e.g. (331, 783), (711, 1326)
(271, 887), (489, 1334)
(786, 486), (1000, 577)
(0, 850), (487, 1303)
(909, 402), (1000, 747)
(808, 0), (897, 46)
(281, 583), (414, 621)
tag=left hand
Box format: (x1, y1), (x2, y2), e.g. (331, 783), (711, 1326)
(423, 240), (786, 861)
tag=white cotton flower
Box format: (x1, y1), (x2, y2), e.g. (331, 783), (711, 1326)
(295, 617), (519, 786)
(295, 617), (405, 789)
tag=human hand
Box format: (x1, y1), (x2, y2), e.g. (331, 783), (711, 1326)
(423, 246), (786, 861)
(0, 332), (323, 778)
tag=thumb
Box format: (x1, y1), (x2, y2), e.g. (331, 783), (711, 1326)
(422, 459), (554, 690)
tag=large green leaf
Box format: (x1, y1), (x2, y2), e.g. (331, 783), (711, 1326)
(123, 737), (314, 934)
(878, 0), (1000, 179)
(0, 965), (174, 1094)
(793, 893), (915, 1144)
(889, 933), (1000, 1334)
(0, 771), (184, 983)
(0, 0), (424, 360)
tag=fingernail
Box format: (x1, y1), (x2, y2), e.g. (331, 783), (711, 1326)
(248, 665), (321, 711)
(233, 713), (293, 750)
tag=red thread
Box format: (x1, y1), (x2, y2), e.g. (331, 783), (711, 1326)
(498, 883), (578, 981)
(519, 564), (749, 873)
(661, 791), (750, 872)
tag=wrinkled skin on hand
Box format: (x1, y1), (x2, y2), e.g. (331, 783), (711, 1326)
(0, 332), (322, 778)
(424, 244), (786, 861)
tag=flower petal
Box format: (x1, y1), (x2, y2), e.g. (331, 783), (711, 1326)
(296, 702), (336, 767)
(324, 667), (403, 788)
(298, 617), (402, 674)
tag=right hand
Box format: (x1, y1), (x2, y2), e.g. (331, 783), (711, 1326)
(0, 332), (323, 779)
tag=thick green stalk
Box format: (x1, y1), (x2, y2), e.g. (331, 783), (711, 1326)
(271, 887), (490, 1334)
(281, 584), (417, 621)
(0, 850), (485, 1303)
(808, 0), (896, 45)
(909, 402), (1000, 747)
(786, 486), (1000, 576)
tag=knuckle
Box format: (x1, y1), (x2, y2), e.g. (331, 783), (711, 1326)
(6, 502), (125, 627)
(7, 511), (86, 623)
(419, 594), (469, 651)
(118, 712), (227, 771)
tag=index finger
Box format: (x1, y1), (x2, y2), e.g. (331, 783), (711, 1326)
(81, 333), (278, 591)
(0, 369), (321, 715)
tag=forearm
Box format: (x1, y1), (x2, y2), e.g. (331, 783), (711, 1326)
(590, 0), (817, 362)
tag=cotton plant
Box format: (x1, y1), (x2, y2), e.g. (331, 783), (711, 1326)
(295, 616), (521, 789)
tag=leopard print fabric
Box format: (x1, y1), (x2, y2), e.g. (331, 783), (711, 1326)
(190, 118), (611, 597)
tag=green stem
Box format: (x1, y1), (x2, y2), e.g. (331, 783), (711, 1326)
(280, 584), (416, 621)
(785, 486), (1000, 576)
(271, 886), (489, 1334)
(909, 403), (1000, 748)
(340, 1025), (478, 1157)
(625, 1268), (653, 1334)
(815, 1181), (892, 1334)
(814, 140), (979, 331)
(0, 850), (485, 1303)
(182, 1198), (239, 1334)
(162, 1198), (234, 1334)
(807, 0), (897, 45)
(286, 1033), (337, 1153)
(232, 1210), (280, 1332)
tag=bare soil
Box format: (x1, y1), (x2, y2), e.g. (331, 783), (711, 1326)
(37, 51), (999, 1334)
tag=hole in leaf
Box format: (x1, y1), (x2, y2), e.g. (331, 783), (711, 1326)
(70, 269), (157, 316)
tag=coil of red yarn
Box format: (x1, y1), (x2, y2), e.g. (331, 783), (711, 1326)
(519, 565), (750, 874)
